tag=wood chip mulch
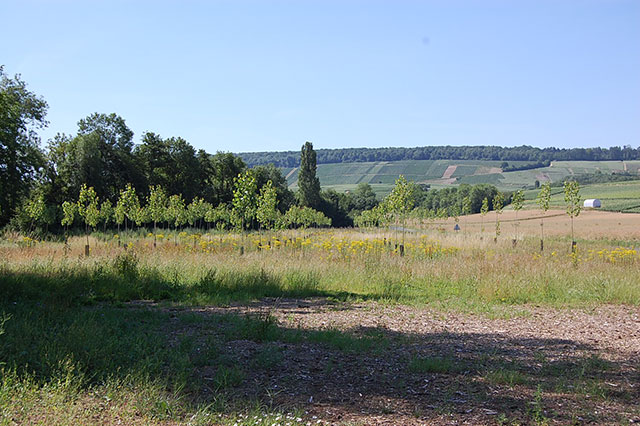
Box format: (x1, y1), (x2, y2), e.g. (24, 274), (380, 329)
(173, 299), (640, 425)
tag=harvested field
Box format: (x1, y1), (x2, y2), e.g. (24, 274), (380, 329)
(420, 209), (640, 240)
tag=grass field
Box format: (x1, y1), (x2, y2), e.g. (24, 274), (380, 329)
(1, 219), (640, 424)
(283, 159), (640, 196)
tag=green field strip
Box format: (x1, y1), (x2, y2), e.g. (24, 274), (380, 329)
(425, 161), (450, 178)
(457, 173), (504, 185)
(451, 165), (478, 177)
(551, 160), (625, 171)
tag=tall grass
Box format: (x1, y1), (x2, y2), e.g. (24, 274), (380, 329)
(2, 229), (638, 308)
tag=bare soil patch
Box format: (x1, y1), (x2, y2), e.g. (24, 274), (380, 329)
(442, 165), (458, 179)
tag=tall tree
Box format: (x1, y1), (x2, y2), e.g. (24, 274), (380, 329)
(231, 171), (258, 231)
(52, 113), (143, 201)
(252, 163), (295, 213)
(298, 141), (322, 209)
(164, 137), (203, 201)
(352, 183), (378, 212)
(210, 152), (246, 205)
(77, 112), (133, 149)
(134, 132), (171, 188)
(0, 66), (48, 225)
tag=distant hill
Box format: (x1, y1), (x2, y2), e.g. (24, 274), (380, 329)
(239, 145), (640, 168)
(281, 159), (640, 198)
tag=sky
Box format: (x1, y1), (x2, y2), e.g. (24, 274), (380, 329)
(2, 0), (639, 153)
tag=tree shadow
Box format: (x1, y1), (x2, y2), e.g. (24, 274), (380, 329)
(179, 308), (640, 424)
(0, 265), (361, 307)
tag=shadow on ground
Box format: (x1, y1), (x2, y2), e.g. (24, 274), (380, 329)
(1, 290), (638, 425)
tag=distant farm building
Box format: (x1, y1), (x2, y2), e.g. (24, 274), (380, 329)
(584, 199), (601, 208)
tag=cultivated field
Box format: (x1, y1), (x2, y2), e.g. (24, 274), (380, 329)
(1, 214), (639, 425)
(283, 160), (640, 196)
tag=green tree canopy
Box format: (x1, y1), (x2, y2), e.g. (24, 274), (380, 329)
(77, 184), (99, 232)
(298, 141), (322, 209)
(231, 171), (258, 231)
(147, 185), (168, 231)
(0, 66), (48, 225)
(537, 182), (551, 213)
(256, 180), (279, 230)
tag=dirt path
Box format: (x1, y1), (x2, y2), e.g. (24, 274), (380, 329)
(285, 167), (298, 180)
(167, 300), (640, 425)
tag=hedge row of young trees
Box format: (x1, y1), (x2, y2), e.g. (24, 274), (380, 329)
(46, 175), (331, 243)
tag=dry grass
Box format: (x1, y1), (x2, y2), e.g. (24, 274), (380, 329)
(2, 224), (639, 309)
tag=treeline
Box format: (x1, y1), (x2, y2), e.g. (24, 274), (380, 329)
(240, 145), (640, 168)
(501, 160), (551, 172)
(418, 184), (499, 216)
(6, 109), (299, 230)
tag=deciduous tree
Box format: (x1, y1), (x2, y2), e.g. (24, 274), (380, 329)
(77, 184), (99, 248)
(0, 66), (47, 225)
(564, 180), (581, 251)
(492, 192), (504, 242)
(256, 180), (279, 231)
(147, 185), (168, 243)
(537, 182), (551, 251)
(231, 171), (257, 231)
(511, 189), (524, 241)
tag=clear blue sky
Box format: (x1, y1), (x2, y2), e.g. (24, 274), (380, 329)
(2, 0), (639, 153)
